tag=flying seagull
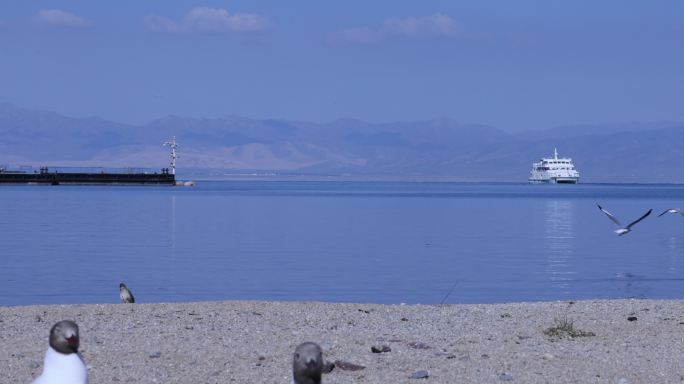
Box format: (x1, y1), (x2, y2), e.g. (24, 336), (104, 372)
(32, 320), (88, 384)
(658, 208), (684, 218)
(119, 282), (135, 303)
(597, 204), (652, 236)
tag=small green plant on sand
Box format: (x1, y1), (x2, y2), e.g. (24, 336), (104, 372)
(543, 314), (595, 338)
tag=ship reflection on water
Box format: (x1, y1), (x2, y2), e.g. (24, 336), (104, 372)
(667, 235), (684, 275)
(543, 200), (576, 292)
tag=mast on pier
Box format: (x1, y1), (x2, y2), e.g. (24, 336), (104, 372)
(163, 136), (178, 175)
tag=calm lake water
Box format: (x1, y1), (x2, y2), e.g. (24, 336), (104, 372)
(2, 181), (684, 306)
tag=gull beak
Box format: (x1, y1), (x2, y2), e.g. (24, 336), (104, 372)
(66, 335), (79, 347)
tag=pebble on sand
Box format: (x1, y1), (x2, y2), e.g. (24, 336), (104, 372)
(371, 345), (391, 353)
(410, 370), (430, 379)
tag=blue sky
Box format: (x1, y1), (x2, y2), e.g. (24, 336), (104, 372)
(0, 1), (683, 131)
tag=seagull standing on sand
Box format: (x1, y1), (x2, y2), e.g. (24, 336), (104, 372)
(32, 320), (88, 384)
(658, 208), (684, 218)
(292, 342), (324, 384)
(119, 282), (135, 303)
(597, 204), (652, 236)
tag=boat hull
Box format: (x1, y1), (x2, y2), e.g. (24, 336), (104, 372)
(529, 177), (579, 184)
(0, 172), (175, 185)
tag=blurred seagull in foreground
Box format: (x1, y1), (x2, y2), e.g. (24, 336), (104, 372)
(32, 320), (88, 384)
(292, 342), (324, 384)
(119, 282), (135, 303)
(658, 208), (684, 218)
(597, 204), (652, 236)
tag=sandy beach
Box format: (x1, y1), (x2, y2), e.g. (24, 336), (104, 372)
(2, 299), (683, 383)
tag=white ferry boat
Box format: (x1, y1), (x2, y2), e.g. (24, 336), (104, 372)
(528, 148), (580, 184)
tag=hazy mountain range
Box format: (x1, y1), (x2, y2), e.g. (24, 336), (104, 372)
(1, 103), (683, 183)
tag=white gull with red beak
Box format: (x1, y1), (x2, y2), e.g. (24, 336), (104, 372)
(32, 320), (88, 384)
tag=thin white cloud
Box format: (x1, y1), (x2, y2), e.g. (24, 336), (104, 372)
(33, 9), (93, 29)
(145, 7), (270, 34)
(144, 14), (181, 33)
(332, 13), (463, 44)
(334, 27), (383, 44)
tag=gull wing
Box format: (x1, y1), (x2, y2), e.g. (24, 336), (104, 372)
(597, 204), (622, 227)
(658, 209), (673, 217)
(626, 209), (652, 229)
(658, 208), (684, 217)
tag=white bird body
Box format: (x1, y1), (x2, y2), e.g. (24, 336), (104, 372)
(32, 346), (88, 384)
(614, 228), (629, 236)
(597, 204), (652, 236)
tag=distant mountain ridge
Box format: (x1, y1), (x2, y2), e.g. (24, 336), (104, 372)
(0, 103), (683, 182)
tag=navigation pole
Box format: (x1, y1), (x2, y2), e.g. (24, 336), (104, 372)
(164, 136), (178, 175)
